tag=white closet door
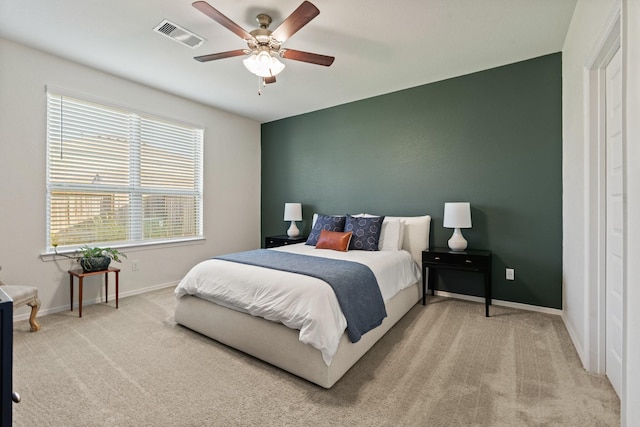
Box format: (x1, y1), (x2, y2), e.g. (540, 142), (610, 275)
(605, 47), (623, 397)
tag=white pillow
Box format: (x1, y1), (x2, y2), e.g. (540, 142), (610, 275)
(397, 219), (406, 249)
(378, 217), (404, 251)
(384, 215), (431, 264)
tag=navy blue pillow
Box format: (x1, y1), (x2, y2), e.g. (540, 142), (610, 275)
(306, 214), (346, 246)
(344, 215), (385, 251)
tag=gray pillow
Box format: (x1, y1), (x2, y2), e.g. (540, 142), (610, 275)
(305, 214), (346, 246)
(345, 214), (385, 251)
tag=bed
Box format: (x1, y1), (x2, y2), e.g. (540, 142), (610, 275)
(174, 214), (431, 388)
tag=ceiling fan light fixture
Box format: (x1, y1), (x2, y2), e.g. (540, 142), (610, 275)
(243, 51), (285, 78)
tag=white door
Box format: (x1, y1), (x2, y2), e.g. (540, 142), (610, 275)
(605, 47), (623, 397)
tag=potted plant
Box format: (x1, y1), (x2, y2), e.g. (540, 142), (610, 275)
(78, 246), (127, 272)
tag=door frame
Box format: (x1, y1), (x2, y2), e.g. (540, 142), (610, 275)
(583, 0), (623, 379)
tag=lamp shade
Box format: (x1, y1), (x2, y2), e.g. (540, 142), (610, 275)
(443, 202), (472, 229)
(284, 203), (302, 221)
(243, 51), (285, 78)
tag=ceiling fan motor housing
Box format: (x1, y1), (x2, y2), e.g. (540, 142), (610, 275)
(248, 23), (281, 54)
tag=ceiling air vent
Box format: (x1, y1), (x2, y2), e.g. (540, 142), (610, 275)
(153, 19), (205, 49)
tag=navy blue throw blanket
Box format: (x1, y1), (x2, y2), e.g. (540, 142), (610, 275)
(215, 249), (387, 343)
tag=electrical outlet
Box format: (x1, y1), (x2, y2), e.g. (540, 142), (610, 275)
(131, 260), (140, 271)
(506, 268), (515, 281)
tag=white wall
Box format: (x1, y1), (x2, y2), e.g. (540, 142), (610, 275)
(563, 0), (640, 425)
(0, 38), (262, 317)
(622, 0), (639, 423)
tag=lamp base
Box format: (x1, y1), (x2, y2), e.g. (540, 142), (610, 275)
(287, 221), (300, 238)
(447, 228), (468, 251)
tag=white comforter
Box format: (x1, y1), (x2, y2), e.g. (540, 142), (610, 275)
(175, 244), (421, 365)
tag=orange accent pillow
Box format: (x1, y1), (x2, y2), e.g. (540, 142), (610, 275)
(315, 230), (353, 252)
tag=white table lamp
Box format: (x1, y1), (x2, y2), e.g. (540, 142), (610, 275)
(284, 203), (302, 238)
(443, 202), (472, 251)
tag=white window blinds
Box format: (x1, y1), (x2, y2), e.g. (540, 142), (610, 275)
(46, 91), (203, 250)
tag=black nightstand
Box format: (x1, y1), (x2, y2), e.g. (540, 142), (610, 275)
(264, 235), (308, 248)
(422, 247), (492, 317)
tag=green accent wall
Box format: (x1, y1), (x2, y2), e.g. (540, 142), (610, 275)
(261, 53), (562, 309)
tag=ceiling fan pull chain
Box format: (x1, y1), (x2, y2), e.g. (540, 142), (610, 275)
(257, 76), (262, 95)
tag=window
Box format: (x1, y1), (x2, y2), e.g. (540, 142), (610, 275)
(46, 91), (203, 251)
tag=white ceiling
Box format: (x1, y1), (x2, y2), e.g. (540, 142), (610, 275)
(0, 0), (576, 123)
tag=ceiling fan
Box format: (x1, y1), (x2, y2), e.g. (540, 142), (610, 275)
(192, 1), (335, 88)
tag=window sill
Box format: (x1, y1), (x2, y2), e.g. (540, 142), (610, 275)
(40, 237), (206, 262)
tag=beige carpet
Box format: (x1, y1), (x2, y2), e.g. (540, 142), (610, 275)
(11, 287), (619, 426)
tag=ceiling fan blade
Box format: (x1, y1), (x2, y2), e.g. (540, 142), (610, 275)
(194, 49), (247, 62)
(264, 76), (277, 84)
(281, 49), (334, 66)
(192, 1), (252, 40)
(271, 1), (320, 42)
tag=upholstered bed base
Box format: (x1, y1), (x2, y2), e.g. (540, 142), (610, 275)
(174, 281), (421, 388)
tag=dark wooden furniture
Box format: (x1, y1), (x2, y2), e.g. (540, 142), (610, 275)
(264, 235), (308, 248)
(422, 247), (492, 317)
(68, 267), (120, 318)
(0, 288), (13, 427)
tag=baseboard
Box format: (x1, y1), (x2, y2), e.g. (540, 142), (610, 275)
(432, 290), (563, 316)
(12, 280), (179, 322)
